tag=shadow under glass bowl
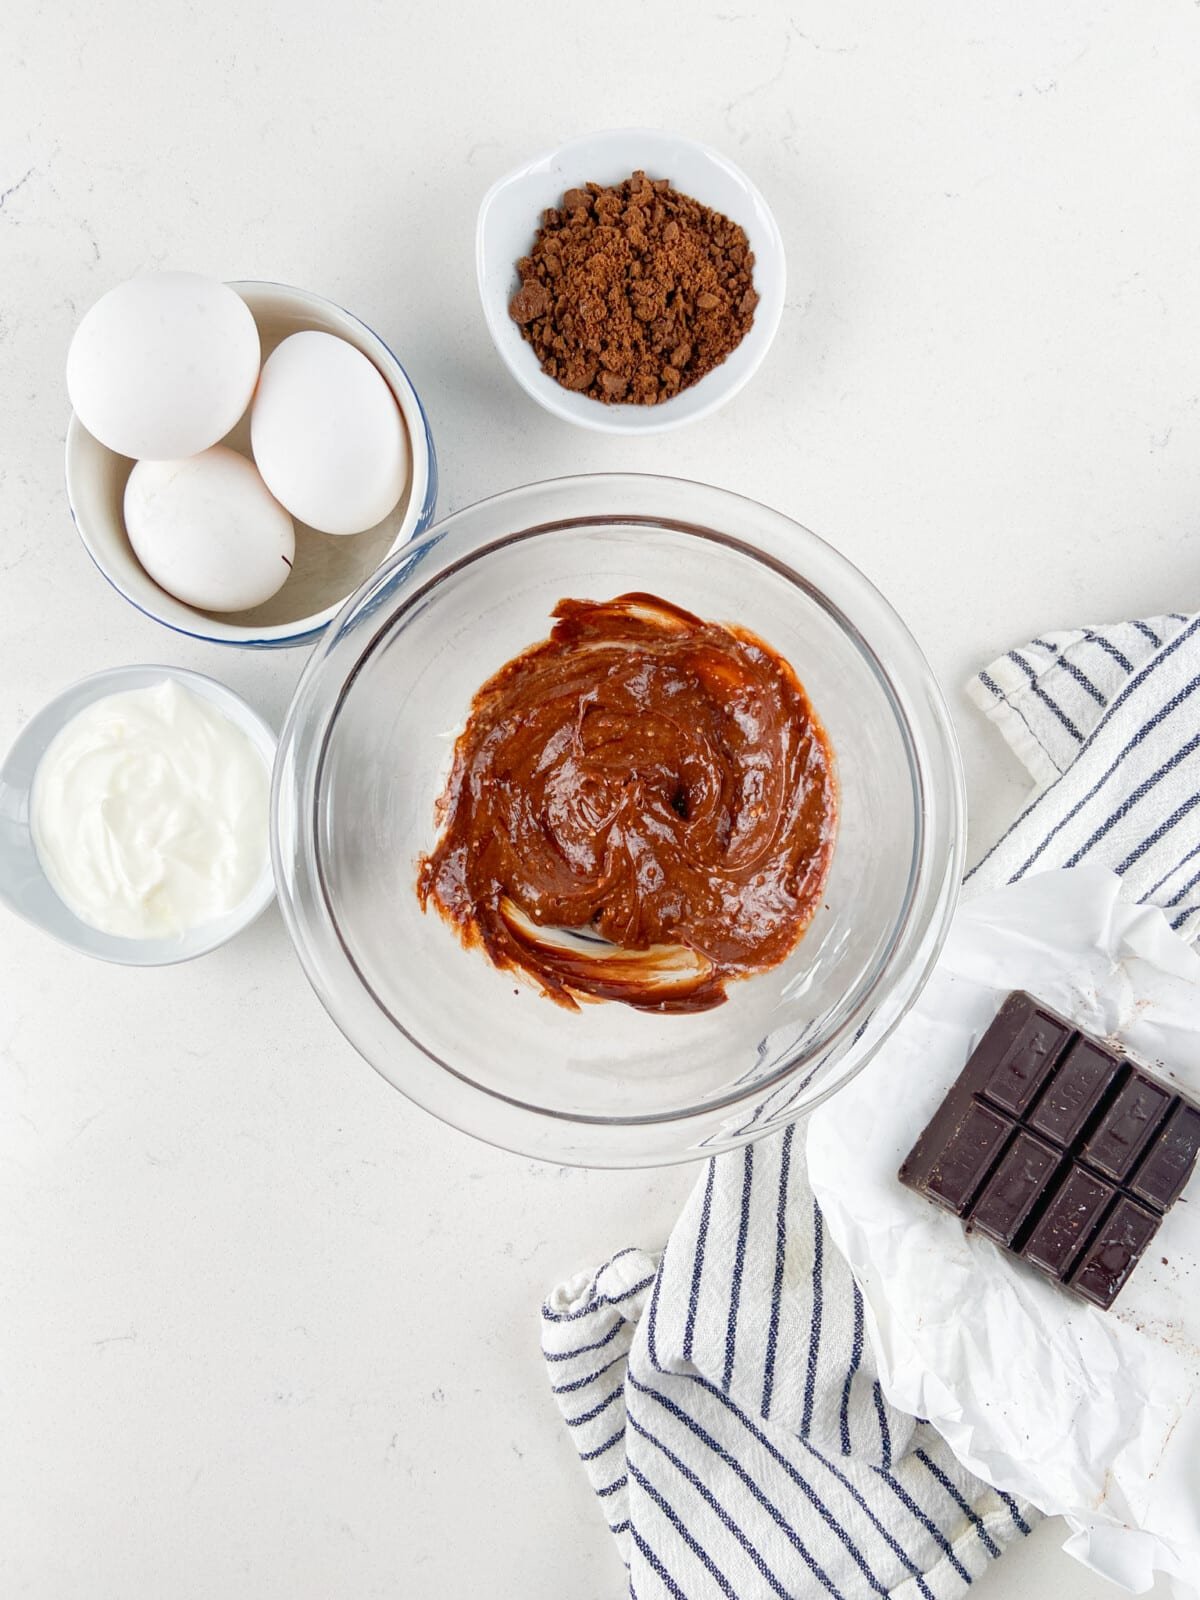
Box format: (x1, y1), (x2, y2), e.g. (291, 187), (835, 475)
(272, 474), (965, 1167)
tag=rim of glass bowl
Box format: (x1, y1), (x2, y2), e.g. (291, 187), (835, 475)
(271, 474), (966, 1167)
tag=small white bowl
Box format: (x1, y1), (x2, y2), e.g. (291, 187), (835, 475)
(0, 665), (277, 965)
(476, 129), (786, 435)
(65, 281), (438, 649)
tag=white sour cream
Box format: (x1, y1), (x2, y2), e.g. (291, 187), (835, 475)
(31, 679), (270, 939)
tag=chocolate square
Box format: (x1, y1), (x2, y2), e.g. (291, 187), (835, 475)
(1021, 1165), (1115, 1279)
(1081, 1072), (1173, 1182)
(1068, 1196), (1160, 1310)
(975, 994), (1074, 1117)
(902, 1100), (1013, 1217)
(971, 1131), (1061, 1247)
(1130, 1101), (1200, 1210)
(1027, 1038), (1121, 1148)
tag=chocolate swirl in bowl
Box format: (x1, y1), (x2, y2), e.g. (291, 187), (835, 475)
(417, 593), (837, 1012)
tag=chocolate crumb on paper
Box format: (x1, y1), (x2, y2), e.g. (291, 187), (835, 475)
(508, 171), (758, 405)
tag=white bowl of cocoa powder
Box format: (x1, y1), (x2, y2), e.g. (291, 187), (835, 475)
(476, 129), (786, 434)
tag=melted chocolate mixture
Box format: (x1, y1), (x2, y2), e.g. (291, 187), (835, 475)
(417, 594), (837, 1012)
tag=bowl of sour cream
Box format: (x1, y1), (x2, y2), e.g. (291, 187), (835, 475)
(0, 665), (276, 964)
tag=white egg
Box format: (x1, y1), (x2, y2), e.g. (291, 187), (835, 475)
(67, 271), (260, 460)
(250, 330), (410, 536)
(124, 446), (295, 613)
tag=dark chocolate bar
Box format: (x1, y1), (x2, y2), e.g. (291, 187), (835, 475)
(899, 991), (1200, 1310)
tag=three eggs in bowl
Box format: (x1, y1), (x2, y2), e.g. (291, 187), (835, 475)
(65, 272), (436, 647)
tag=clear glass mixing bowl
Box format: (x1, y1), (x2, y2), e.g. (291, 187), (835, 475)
(272, 475), (965, 1166)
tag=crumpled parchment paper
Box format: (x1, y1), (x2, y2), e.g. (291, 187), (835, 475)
(808, 867), (1200, 1597)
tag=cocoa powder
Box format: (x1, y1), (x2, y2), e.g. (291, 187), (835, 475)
(508, 171), (758, 406)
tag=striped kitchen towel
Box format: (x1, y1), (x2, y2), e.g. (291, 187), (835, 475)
(542, 609), (1200, 1599)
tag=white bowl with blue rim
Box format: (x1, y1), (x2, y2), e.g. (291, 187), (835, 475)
(65, 281), (438, 649)
(0, 664), (277, 964)
(476, 128), (786, 435)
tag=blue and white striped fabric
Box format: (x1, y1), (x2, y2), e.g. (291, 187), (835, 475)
(966, 611), (1200, 928)
(543, 610), (1200, 1599)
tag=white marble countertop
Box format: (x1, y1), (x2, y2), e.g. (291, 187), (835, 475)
(2, 1), (1195, 1594)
